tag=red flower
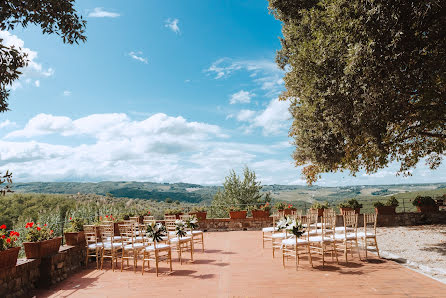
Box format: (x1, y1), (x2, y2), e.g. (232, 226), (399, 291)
(6, 238), (11, 243)
(69, 217), (72, 220)
(44, 224), (47, 227)
(106, 215), (109, 218)
(0, 224), (6, 229)
(50, 230), (54, 234)
(25, 222), (34, 228)
(36, 227), (41, 231)
(1, 235), (5, 239)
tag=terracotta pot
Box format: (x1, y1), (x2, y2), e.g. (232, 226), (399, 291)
(114, 222), (124, 236)
(417, 205), (439, 213)
(279, 208), (296, 215)
(64, 231), (86, 246)
(340, 207), (361, 214)
(310, 208), (324, 217)
(251, 210), (270, 218)
(375, 206), (396, 215)
(229, 211), (247, 219)
(23, 237), (62, 259)
(0, 247), (20, 269)
(190, 211), (207, 220)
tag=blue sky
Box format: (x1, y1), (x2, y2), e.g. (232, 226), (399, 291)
(0, 0), (444, 186)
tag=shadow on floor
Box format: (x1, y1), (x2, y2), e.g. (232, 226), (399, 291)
(421, 242), (446, 256)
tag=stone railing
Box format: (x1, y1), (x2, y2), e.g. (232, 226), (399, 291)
(199, 217), (273, 232)
(0, 245), (86, 298)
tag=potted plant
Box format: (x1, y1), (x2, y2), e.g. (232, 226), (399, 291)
(412, 196), (438, 213)
(164, 208), (184, 219)
(228, 206), (247, 219)
(64, 217), (85, 246)
(146, 222), (167, 242)
(190, 206), (207, 220)
(23, 222), (61, 259)
(338, 198), (363, 214)
(310, 201), (329, 217)
(251, 202), (271, 218)
(0, 224), (20, 269)
(283, 204), (297, 215)
(101, 214), (123, 236)
(374, 196), (399, 215)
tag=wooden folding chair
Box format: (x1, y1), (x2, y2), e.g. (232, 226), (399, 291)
(99, 224), (122, 271)
(358, 213), (380, 259)
(84, 225), (102, 269)
(142, 239), (173, 276)
(282, 217), (313, 269)
(335, 212), (361, 263)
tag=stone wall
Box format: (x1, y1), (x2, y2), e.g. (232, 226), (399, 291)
(199, 211), (446, 231)
(0, 245), (86, 298)
(199, 217), (273, 231)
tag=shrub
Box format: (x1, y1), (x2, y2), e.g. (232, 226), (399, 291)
(64, 217), (85, 233)
(274, 202), (286, 210)
(373, 201), (385, 208)
(338, 198), (363, 209)
(24, 222), (55, 242)
(164, 208), (183, 215)
(191, 206), (207, 213)
(412, 196), (436, 207)
(311, 201), (329, 209)
(386, 196), (399, 207)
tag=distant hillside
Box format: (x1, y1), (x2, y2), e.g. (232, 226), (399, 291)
(11, 181), (446, 204)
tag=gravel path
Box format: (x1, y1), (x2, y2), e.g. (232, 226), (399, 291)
(376, 225), (446, 284)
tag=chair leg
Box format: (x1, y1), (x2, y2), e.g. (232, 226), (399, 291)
(374, 237), (380, 258)
(100, 249), (104, 270)
(155, 251), (159, 277)
(333, 242), (339, 264)
(344, 242), (348, 263)
(307, 245), (313, 267)
(141, 252), (145, 275)
(201, 233), (204, 252)
(355, 239), (361, 260)
(121, 250), (124, 272)
(169, 249), (173, 272)
(364, 238), (368, 259)
(322, 243), (325, 267)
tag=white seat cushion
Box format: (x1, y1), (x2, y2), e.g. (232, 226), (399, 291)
(334, 233), (357, 241)
(335, 227), (355, 233)
(308, 236), (334, 243)
(169, 236), (191, 243)
(88, 242), (103, 249)
(123, 242), (145, 250)
(106, 236), (123, 241)
(271, 233), (287, 239)
(356, 232), (375, 238)
(282, 238), (309, 246)
(186, 230), (203, 235)
(103, 242), (123, 249)
(145, 244), (170, 251)
(262, 227), (276, 233)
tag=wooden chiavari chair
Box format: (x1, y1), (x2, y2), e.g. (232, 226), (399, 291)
(180, 214), (205, 252)
(129, 216), (140, 223)
(358, 213), (380, 259)
(281, 217), (313, 269)
(262, 212), (280, 248)
(272, 216), (289, 258)
(99, 224), (122, 271)
(164, 216), (193, 264)
(142, 236), (173, 276)
(84, 225), (102, 269)
(335, 212), (361, 263)
(308, 214), (339, 267)
(119, 222), (144, 272)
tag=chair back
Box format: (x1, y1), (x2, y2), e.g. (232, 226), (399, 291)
(321, 214), (336, 239)
(129, 216), (139, 223)
(119, 223), (135, 246)
(164, 215), (177, 221)
(84, 225), (98, 245)
(144, 216), (154, 221)
(100, 224), (114, 246)
(343, 212), (358, 236)
(323, 208), (336, 217)
(363, 213), (377, 235)
(143, 219), (156, 225)
(306, 211), (318, 235)
(165, 219), (176, 234)
(179, 214), (190, 221)
(291, 209), (302, 220)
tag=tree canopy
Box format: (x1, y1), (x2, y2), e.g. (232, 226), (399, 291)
(268, 0), (446, 184)
(0, 0), (86, 112)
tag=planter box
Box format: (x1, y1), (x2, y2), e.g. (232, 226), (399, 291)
(251, 210), (270, 218)
(279, 208), (297, 216)
(417, 205), (439, 213)
(164, 213), (183, 220)
(229, 211), (247, 219)
(23, 237), (62, 259)
(64, 231), (86, 246)
(114, 222), (124, 236)
(0, 247), (20, 269)
(190, 211), (207, 220)
(340, 207), (360, 214)
(375, 206), (396, 215)
(310, 208), (324, 217)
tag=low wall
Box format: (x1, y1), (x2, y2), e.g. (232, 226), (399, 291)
(199, 217), (273, 231)
(0, 245), (86, 298)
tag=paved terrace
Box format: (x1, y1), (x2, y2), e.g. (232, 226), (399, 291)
(36, 231), (446, 297)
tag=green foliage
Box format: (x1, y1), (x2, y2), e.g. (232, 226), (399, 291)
(211, 167), (266, 217)
(386, 196), (399, 207)
(164, 208), (183, 215)
(274, 202), (286, 210)
(64, 218), (84, 233)
(190, 206), (207, 213)
(146, 222), (166, 243)
(269, 0), (446, 184)
(0, 225), (19, 250)
(339, 198), (363, 209)
(373, 201), (385, 208)
(311, 201), (329, 210)
(24, 222), (55, 242)
(0, 0), (87, 112)
(412, 196), (436, 207)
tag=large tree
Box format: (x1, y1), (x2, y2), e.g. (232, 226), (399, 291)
(268, 0), (446, 184)
(0, 0), (86, 112)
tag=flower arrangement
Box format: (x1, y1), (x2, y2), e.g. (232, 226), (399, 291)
(100, 214), (117, 222)
(0, 224), (19, 251)
(287, 219), (305, 238)
(24, 222), (54, 242)
(175, 219), (187, 238)
(185, 216), (198, 230)
(412, 196), (436, 207)
(276, 216), (293, 231)
(64, 217), (85, 233)
(146, 222), (167, 243)
(274, 202), (286, 210)
(311, 201), (329, 209)
(259, 202), (271, 211)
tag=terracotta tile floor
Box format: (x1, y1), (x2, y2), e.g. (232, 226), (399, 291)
(36, 231), (446, 297)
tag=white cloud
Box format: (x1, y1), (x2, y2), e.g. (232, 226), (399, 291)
(236, 110), (256, 122)
(88, 8), (120, 18)
(0, 120), (16, 129)
(230, 90), (255, 104)
(165, 18), (180, 34)
(0, 31), (54, 89)
(63, 90), (72, 96)
(207, 58), (284, 97)
(128, 51), (148, 64)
